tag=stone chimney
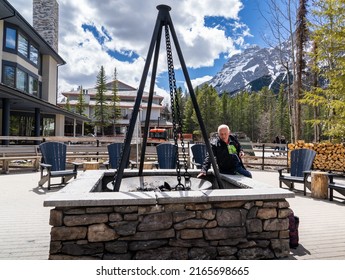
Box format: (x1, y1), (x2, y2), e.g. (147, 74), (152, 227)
(33, 0), (59, 52)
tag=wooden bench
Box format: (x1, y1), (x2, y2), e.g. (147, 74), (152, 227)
(0, 145), (40, 173)
(65, 145), (109, 161)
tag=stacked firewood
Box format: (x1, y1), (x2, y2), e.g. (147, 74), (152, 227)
(288, 140), (345, 172)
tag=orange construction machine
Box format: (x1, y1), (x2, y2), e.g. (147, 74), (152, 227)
(147, 128), (169, 146)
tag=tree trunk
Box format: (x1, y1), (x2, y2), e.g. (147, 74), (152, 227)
(311, 171), (328, 199)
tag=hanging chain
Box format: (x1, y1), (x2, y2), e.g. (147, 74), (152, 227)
(165, 24), (191, 190)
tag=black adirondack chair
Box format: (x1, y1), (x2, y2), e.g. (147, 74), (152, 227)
(191, 143), (207, 169)
(104, 143), (130, 169)
(38, 142), (80, 190)
(278, 148), (316, 195)
(156, 143), (177, 169)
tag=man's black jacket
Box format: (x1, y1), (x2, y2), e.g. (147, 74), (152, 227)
(201, 134), (244, 174)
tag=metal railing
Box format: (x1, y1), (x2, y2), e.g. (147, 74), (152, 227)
(0, 136), (289, 171)
(242, 142), (289, 171)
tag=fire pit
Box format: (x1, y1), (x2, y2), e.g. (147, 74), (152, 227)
(108, 176), (212, 192)
(44, 169), (294, 260)
(42, 5), (296, 260)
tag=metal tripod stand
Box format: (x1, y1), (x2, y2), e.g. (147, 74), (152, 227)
(113, 4), (223, 191)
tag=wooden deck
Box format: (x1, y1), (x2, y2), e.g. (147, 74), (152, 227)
(254, 170), (345, 260)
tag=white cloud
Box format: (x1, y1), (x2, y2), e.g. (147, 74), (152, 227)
(9, 0), (248, 95)
(190, 76), (213, 88)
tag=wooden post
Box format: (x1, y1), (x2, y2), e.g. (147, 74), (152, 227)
(311, 171), (329, 199)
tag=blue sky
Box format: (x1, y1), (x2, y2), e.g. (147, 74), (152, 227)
(9, 0), (278, 102)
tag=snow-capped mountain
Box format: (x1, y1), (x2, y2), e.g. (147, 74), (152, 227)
(207, 42), (292, 95)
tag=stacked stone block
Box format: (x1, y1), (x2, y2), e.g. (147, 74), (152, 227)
(33, 0), (59, 52)
(48, 199), (291, 260)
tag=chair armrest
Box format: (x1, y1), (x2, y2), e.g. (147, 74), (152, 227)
(71, 162), (83, 172)
(327, 172), (345, 183)
(191, 160), (202, 169)
(277, 168), (285, 176)
(103, 161), (109, 169)
(40, 163), (52, 170)
(129, 160), (136, 169)
(303, 170), (312, 181)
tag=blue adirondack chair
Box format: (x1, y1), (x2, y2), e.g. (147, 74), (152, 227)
(191, 143), (207, 169)
(278, 148), (316, 195)
(38, 142), (80, 190)
(156, 143), (177, 169)
(105, 143), (130, 169)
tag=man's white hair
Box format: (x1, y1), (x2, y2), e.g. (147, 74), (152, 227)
(217, 124), (230, 133)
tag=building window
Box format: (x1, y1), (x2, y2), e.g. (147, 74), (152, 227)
(28, 76), (38, 96)
(4, 25), (39, 66)
(29, 44), (38, 65)
(9, 113), (55, 137)
(76, 121), (83, 136)
(3, 62), (39, 95)
(16, 68), (28, 92)
(10, 114), (35, 136)
(64, 118), (74, 136)
(3, 65), (15, 87)
(42, 117), (55, 136)
(5, 27), (17, 50)
(18, 33), (29, 58)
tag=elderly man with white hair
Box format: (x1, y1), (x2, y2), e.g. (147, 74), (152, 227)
(198, 124), (252, 178)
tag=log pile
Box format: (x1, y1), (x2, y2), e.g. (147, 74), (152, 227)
(288, 140), (345, 172)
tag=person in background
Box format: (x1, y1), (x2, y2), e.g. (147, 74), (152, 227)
(197, 124), (252, 178)
(273, 135), (280, 155)
(280, 135), (286, 155)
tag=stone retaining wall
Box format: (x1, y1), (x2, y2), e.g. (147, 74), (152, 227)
(48, 199), (291, 260)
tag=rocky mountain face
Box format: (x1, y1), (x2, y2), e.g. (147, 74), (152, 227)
(207, 42), (293, 95)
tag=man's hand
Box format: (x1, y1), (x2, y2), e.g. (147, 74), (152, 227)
(197, 171), (206, 178)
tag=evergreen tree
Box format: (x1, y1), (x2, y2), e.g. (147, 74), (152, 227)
(302, 0), (345, 141)
(239, 91), (251, 135)
(94, 66), (109, 136)
(75, 86), (87, 116)
(257, 87), (277, 142)
(248, 92), (261, 142)
(192, 84), (220, 135)
(220, 93), (231, 124)
(276, 84), (290, 141)
(110, 68), (121, 136)
(182, 94), (196, 134)
(64, 97), (71, 112)
(161, 105), (171, 122)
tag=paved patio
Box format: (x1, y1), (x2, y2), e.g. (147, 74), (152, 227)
(0, 169), (344, 260)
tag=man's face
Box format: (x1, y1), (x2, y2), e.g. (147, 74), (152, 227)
(219, 128), (230, 143)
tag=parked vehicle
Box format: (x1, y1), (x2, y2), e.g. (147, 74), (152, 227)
(147, 128), (169, 146)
